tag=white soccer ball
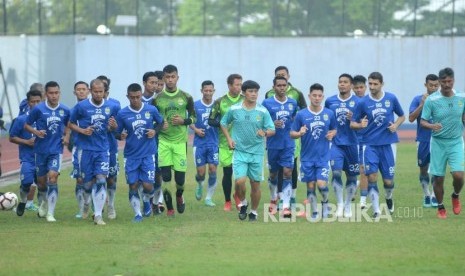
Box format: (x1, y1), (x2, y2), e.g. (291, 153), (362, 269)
(0, 192), (18, 211)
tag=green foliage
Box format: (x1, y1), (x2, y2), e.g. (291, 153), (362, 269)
(0, 142), (464, 274)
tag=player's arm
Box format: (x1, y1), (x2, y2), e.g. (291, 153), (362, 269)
(388, 98), (406, 132)
(290, 114), (306, 139)
(10, 119), (35, 147)
(184, 95), (196, 125)
(208, 100), (221, 127)
(258, 110), (276, 138)
(408, 94), (427, 123)
(296, 91), (307, 110)
(220, 110), (234, 149)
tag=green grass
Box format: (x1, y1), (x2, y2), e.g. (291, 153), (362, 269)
(1, 142), (464, 275)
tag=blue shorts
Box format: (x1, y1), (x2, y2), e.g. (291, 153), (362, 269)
(417, 141), (430, 167)
(79, 150), (110, 183)
(108, 152), (119, 178)
(124, 155), (156, 185)
(20, 161), (36, 186)
(363, 144), (396, 180)
(233, 150), (264, 182)
(193, 145), (219, 167)
(430, 137), (464, 176)
(70, 146), (81, 179)
(35, 153), (62, 177)
(267, 147), (295, 172)
(330, 144), (359, 176)
(300, 161), (330, 182)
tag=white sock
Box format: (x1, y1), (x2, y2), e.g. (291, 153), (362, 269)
(206, 183), (216, 200)
(20, 189), (28, 203)
(157, 189), (164, 204)
(107, 188), (116, 208)
(307, 191), (317, 214)
(47, 185), (58, 216)
(345, 185), (357, 207)
(421, 182), (431, 197)
(333, 182), (344, 206)
(76, 189), (84, 212)
(241, 199), (248, 206)
(268, 179), (278, 201)
(26, 200), (34, 207)
(292, 188), (297, 199)
(130, 193), (142, 216)
(369, 188), (380, 213)
(282, 184), (292, 209)
(92, 184), (107, 217)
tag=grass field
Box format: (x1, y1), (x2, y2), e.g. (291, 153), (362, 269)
(0, 142), (464, 275)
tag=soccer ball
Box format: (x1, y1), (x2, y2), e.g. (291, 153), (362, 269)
(0, 192), (18, 211)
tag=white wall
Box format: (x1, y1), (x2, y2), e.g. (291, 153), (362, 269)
(1, 35), (464, 123)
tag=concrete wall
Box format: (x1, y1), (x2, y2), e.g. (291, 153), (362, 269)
(1, 35), (464, 123)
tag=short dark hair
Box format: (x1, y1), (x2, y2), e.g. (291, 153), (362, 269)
(74, 81), (89, 89)
(274, 66), (289, 75)
(163, 64), (178, 74)
(154, 70), (164, 80)
(143, 71), (157, 82)
(96, 75), (110, 92)
(368, 72), (383, 83)
(309, 83), (324, 93)
(438, 67), (454, 79)
(201, 80), (214, 89)
(425, 74), (439, 82)
(353, 75), (366, 85)
(127, 83), (142, 94)
(339, 73), (353, 83)
(27, 89), (42, 100)
(241, 80), (260, 92)
(45, 81), (60, 91)
(273, 76), (287, 86)
(227, 74), (242, 85)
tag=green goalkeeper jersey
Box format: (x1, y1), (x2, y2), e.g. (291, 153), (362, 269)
(209, 93), (244, 148)
(153, 88), (196, 143)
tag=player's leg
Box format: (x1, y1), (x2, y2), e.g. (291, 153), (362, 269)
(125, 157), (142, 221)
(301, 161), (317, 219)
(140, 155), (156, 217)
(358, 144), (368, 207)
(316, 162), (330, 219)
(152, 153), (164, 215)
(247, 153), (264, 221)
(219, 146), (234, 211)
(233, 150), (248, 220)
(172, 142), (188, 214)
(292, 141), (301, 205)
(71, 147), (84, 218)
(193, 146), (206, 201)
(280, 148), (294, 217)
(16, 161), (35, 216)
(364, 145), (381, 217)
(91, 152), (110, 225)
(44, 154), (62, 222)
(379, 144), (396, 214)
(158, 139), (175, 216)
(429, 138), (448, 218)
(267, 149), (280, 214)
(204, 146), (219, 206)
(417, 141), (432, 207)
(25, 183), (38, 211)
(343, 145), (359, 217)
(448, 138), (464, 215)
(330, 145), (344, 217)
(106, 152), (118, 219)
(34, 154), (49, 218)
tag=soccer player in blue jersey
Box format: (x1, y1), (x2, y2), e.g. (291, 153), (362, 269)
(409, 74), (439, 208)
(69, 79), (118, 225)
(18, 83), (45, 116)
(9, 90), (42, 216)
(142, 71), (159, 105)
(351, 72), (405, 217)
(116, 83), (164, 222)
(421, 68), (464, 219)
(100, 78), (121, 220)
(24, 81), (70, 222)
(325, 74), (360, 218)
(352, 75), (368, 206)
(221, 80), (275, 221)
(191, 80), (219, 206)
(262, 76), (297, 217)
(70, 81), (89, 218)
(291, 83), (337, 219)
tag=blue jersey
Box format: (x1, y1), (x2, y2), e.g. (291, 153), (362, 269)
(142, 95), (154, 105)
(220, 103), (275, 155)
(116, 103), (164, 158)
(26, 101), (70, 154)
(193, 99), (219, 148)
(70, 99), (117, 151)
(18, 98), (29, 116)
(291, 107), (336, 162)
(262, 96), (297, 149)
(106, 98), (121, 154)
(352, 92), (404, 145)
(325, 94), (359, 146)
(409, 94), (432, 142)
(9, 113), (35, 162)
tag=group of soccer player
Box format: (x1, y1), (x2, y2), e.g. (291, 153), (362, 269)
(6, 64), (463, 223)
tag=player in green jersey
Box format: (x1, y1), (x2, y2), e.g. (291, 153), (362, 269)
(265, 66), (306, 207)
(208, 74), (244, 211)
(421, 67), (464, 219)
(153, 64), (196, 216)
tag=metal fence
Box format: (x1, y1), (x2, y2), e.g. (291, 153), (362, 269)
(1, 0), (464, 37)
